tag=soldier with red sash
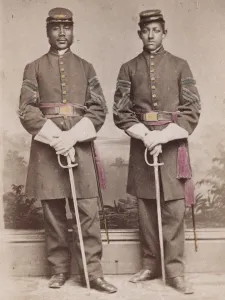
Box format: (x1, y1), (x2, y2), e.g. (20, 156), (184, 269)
(113, 10), (200, 294)
(19, 7), (117, 293)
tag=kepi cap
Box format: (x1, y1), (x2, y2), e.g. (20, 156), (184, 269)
(139, 9), (165, 27)
(46, 7), (73, 24)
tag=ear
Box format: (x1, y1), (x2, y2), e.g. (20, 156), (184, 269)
(137, 30), (142, 40)
(46, 25), (51, 38)
(162, 29), (168, 40)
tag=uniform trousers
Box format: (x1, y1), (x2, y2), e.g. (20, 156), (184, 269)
(138, 197), (185, 278)
(41, 198), (103, 281)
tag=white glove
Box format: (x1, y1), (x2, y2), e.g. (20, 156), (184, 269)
(150, 144), (162, 156)
(126, 123), (149, 140)
(34, 119), (62, 144)
(50, 117), (96, 155)
(67, 147), (76, 162)
(70, 117), (96, 142)
(34, 120), (76, 160)
(162, 123), (188, 141)
(50, 130), (77, 155)
(143, 123), (188, 150)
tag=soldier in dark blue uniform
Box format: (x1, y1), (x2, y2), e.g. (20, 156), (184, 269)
(19, 7), (117, 293)
(113, 10), (200, 294)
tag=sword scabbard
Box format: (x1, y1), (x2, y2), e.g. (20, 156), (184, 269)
(191, 204), (198, 252)
(90, 142), (110, 244)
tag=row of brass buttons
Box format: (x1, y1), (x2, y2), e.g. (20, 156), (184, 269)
(59, 56), (67, 104)
(150, 55), (157, 108)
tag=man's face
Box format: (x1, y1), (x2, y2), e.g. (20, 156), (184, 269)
(138, 22), (166, 51)
(47, 23), (73, 50)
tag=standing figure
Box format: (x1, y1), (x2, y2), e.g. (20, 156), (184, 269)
(19, 7), (117, 293)
(113, 9), (200, 294)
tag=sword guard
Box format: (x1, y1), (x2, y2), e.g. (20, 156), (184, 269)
(57, 154), (78, 168)
(144, 148), (164, 167)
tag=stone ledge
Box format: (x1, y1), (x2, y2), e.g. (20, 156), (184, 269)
(3, 228), (225, 276)
(4, 228), (225, 242)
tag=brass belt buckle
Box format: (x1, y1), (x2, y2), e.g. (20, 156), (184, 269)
(59, 105), (73, 115)
(145, 111), (158, 121)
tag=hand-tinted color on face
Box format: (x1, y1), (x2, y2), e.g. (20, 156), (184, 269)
(138, 22), (166, 51)
(47, 23), (73, 50)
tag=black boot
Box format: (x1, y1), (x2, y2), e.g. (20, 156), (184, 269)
(48, 273), (69, 288)
(129, 269), (158, 283)
(90, 277), (117, 293)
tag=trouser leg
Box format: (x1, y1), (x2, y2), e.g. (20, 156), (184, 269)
(68, 197), (103, 281)
(161, 199), (185, 278)
(138, 198), (161, 272)
(41, 199), (71, 274)
(138, 197), (185, 278)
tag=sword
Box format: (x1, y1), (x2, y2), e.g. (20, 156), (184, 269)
(90, 142), (110, 244)
(58, 154), (90, 290)
(144, 148), (166, 284)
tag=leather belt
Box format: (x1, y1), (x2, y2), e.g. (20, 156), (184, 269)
(136, 111), (177, 122)
(39, 103), (86, 117)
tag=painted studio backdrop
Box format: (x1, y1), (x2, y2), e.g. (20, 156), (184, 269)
(2, 0), (225, 230)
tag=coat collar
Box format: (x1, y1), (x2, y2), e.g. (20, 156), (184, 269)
(48, 47), (72, 57)
(142, 45), (165, 57)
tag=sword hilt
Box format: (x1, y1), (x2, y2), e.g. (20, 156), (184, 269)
(57, 154), (78, 168)
(144, 148), (164, 167)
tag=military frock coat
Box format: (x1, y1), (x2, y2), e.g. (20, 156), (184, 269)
(113, 47), (201, 201)
(19, 48), (107, 200)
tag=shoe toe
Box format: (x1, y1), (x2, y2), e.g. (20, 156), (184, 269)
(49, 281), (61, 288)
(90, 277), (117, 293)
(48, 273), (67, 289)
(129, 269), (154, 283)
(167, 277), (194, 294)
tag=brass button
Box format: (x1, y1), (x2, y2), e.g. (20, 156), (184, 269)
(153, 102), (158, 107)
(60, 68), (65, 72)
(59, 61), (64, 65)
(152, 85), (156, 90)
(61, 83), (66, 87)
(150, 55), (154, 59)
(150, 69), (155, 73)
(61, 74), (65, 79)
(152, 94), (156, 98)
(62, 90), (67, 95)
(151, 62), (155, 66)
(151, 77), (155, 81)
(62, 99), (67, 104)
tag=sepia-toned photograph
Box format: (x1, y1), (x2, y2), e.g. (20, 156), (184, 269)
(1, 0), (225, 299)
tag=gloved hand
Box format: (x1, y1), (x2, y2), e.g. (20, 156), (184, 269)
(143, 130), (167, 151)
(50, 117), (96, 155)
(50, 131), (77, 155)
(34, 119), (76, 161)
(143, 123), (189, 150)
(55, 147), (76, 162)
(66, 147), (76, 162)
(149, 144), (162, 156)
